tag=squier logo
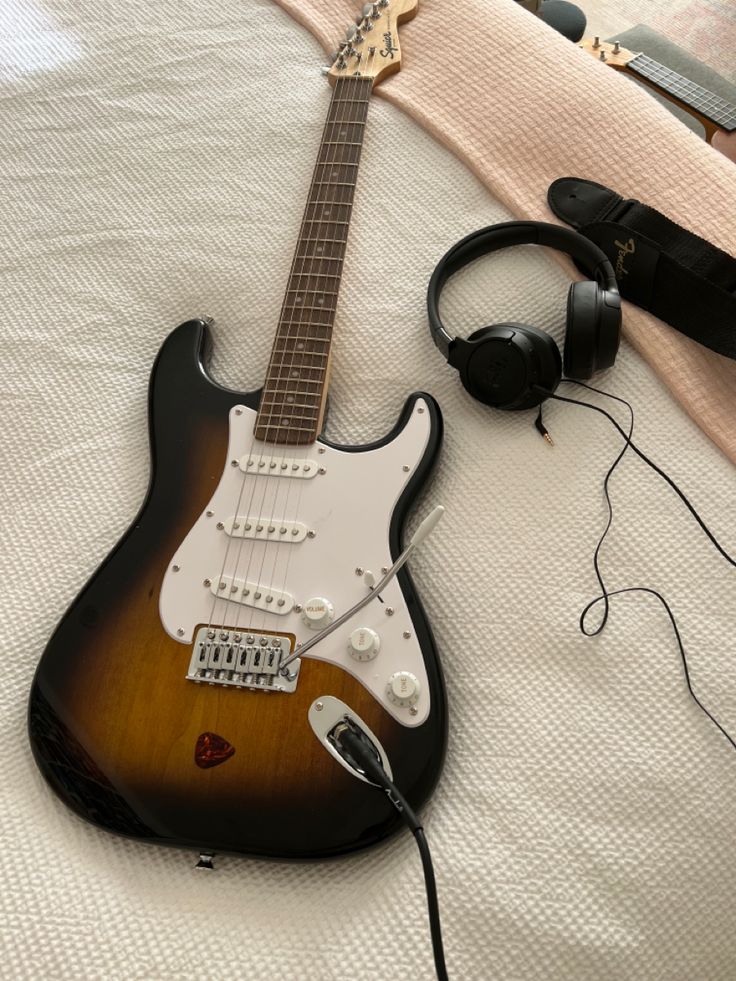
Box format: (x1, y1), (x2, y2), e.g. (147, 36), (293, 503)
(614, 237), (636, 278)
(381, 31), (398, 58)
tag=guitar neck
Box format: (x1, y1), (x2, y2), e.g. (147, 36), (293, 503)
(255, 75), (374, 445)
(623, 54), (736, 133)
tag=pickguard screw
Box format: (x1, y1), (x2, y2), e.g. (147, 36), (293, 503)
(235, 408), (243, 415)
(355, 567), (364, 576)
(231, 460), (238, 467)
(386, 607), (394, 616)
(216, 522), (224, 530)
(307, 530), (316, 539)
(409, 707), (418, 716)
(318, 447), (326, 454)
(402, 465), (410, 472)
(318, 467), (327, 475)
(203, 578), (211, 587)
(403, 631), (411, 639)
(417, 407), (424, 414)
(172, 564), (180, 572)
(315, 701), (324, 711)
(381, 566), (388, 574)
(177, 628), (185, 636)
(295, 604), (303, 613)
(206, 510), (214, 517)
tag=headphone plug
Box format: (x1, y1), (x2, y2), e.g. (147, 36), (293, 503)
(534, 405), (554, 445)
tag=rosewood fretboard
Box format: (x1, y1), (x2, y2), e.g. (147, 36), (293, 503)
(255, 75), (373, 445)
(627, 54), (736, 132)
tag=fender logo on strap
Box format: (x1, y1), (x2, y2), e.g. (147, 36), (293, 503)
(195, 732), (235, 769)
(614, 237), (636, 279)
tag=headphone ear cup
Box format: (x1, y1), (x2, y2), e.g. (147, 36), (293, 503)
(459, 323), (561, 410)
(564, 280), (600, 380)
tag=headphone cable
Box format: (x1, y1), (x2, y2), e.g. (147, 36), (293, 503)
(534, 380), (736, 753)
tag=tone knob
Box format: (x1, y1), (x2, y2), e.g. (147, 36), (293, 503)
(386, 671), (420, 707)
(348, 627), (381, 662)
(301, 597), (334, 630)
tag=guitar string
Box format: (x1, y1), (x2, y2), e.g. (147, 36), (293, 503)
(217, 76), (351, 644)
(230, 72), (364, 643)
(264, 71), (374, 645)
(243, 71), (370, 637)
(198, 81), (355, 645)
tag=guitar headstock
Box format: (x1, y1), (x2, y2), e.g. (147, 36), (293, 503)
(325, 0), (418, 88)
(579, 37), (637, 70)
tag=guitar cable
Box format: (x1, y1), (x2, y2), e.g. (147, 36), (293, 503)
(331, 720), (449, 981)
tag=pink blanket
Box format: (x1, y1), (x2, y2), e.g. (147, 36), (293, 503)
(275, 0), (736, 463)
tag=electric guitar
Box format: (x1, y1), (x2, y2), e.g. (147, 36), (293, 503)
(29, 0), (448, 862)
(580, 37), (736, 163)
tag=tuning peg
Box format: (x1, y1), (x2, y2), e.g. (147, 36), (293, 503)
(345, 24), (357, 39)
(599, 50), (606, 61)
(613, 40), (621, 53)
(592, 35), (600, 48)
(362, 3), (374, 15)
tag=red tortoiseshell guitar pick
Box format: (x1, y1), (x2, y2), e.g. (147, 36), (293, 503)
(194, 732), (236, 769)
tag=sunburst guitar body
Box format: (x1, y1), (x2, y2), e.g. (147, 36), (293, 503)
(28, 0), (448, 860)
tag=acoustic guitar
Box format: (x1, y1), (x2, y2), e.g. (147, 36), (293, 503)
(580, 37), (736, 163)
(28, 0), (448, 862)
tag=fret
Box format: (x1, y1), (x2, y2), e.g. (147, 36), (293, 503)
(285, 273), (340, 282)
(312, 181), (356, 188)
(298, 236), (347, 245)
(257, 77), (370, 444)
(629, 55), (736, 130)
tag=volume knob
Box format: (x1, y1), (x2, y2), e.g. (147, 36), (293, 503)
(301, 597), (334, 630)
(386, 671), (420, 707)
(348, 627), (381, 662)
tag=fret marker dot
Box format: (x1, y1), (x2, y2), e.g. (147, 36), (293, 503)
(317, 297), (324, 305)
(282, 418), (290, 426)
(286, 395), (294, 403)
(316, 246), (323, 254)
(297, 342), (305, 350)
(323, 208), (331, 216)
(295, 296), (302, 303)
(331, 170), (339, 178)
(340, 129), (347, 138)
(291, 370), (299, 378)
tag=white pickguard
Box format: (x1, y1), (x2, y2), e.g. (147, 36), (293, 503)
(159, 399), (434, 726)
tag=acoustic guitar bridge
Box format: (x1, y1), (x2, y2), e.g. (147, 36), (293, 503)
(186, 627), (299, 693)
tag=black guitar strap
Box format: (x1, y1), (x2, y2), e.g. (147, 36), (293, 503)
(548, 177), (736, 360)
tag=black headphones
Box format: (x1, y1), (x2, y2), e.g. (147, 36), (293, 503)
(427, 221), (622, 410)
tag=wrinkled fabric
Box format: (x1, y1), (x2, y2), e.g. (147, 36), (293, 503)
(2, 1), (736, 979)
(277, 0), (736, 464)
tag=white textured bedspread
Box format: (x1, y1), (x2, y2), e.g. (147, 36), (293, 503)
(2, 2), (736, 979)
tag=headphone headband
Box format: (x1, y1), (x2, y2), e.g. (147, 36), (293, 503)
(427, 221), (618, 358)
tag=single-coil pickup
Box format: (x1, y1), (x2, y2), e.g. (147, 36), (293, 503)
(223, 516), (307, 542)
(209, 576), (294, 615)
(239, 454), (319, 479)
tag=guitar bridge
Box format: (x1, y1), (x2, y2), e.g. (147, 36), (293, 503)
(186, 627), (299, 693)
